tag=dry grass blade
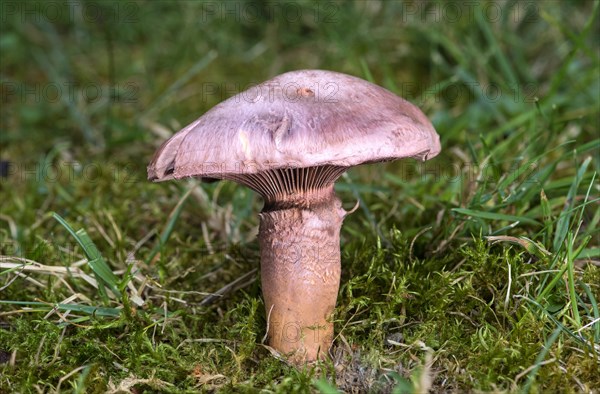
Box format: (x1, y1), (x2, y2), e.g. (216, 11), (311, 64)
(199, 268), (258, 306)
(1, 256), (97, 288)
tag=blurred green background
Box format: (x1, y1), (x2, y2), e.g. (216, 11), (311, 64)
(3, 1), (595, 168)
(1, 0), (599, 392)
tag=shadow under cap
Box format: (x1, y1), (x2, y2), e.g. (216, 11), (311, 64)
(147, 69), (441, 185)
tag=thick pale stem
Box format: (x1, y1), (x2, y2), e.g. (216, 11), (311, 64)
(259, 186), (346, 364)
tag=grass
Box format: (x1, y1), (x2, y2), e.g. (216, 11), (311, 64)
(1, 0), (599, 392)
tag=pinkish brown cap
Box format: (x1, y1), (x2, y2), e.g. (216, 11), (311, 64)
(148, 70), (440, 195)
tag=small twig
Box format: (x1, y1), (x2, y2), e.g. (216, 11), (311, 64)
(0, 267), (23, 291)
(130, 229), (158, 257)
(56, 365), (88, 394)
(433, 222), (464, 255)
(505, 260), (512, 310)
(262, 305), (275, 344)
(514, 357), (557, 384)
(52, 327), (67, 363)
(519, 270), (561, 277)
(91, 216), (115, 249)
(575, 317), (600, 334)
(448, 311), (477, 327)
(409, 226), (432, 263)
(199, 269), (258, 306)
(201, 222), (214, 255)
(34, 335), (47, 366)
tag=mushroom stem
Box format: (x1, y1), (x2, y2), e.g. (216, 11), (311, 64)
(259, 185), (346, 364)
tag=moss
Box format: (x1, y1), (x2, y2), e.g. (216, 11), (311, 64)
(1, 1), (599, 392)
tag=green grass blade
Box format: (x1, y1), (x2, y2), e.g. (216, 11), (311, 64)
(452, 208), (540, 226)
(52, 213), (121, 300)
(566, 232), (581, 325)
(141, 50), (218, 118)
(0, 300), (121, 317)
(145, 186), (195, 264)
(543, 3), (600, 101)
(580, 283), (600, 342)
(519, 296), (587, 346)
(74, 365), (92, 394)
(552, 157), (592, 252)
(313, 379), (341, 394)
(522, 326), (562, 393)
(540, 190), (553, 247)
(475, 6), (517, 87)
(578, 248), (600, 259)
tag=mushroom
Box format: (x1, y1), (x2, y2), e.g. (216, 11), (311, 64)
(148, 69), (441, 364)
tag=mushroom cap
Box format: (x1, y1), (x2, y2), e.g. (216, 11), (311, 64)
(148, 69), (440, 182)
